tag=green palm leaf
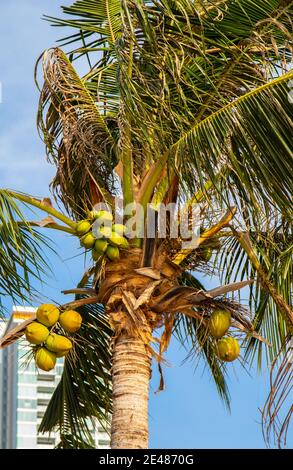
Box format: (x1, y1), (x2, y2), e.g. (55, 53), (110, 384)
(169, 71), (293, 217)
(174, 271), (231, 408)
(0, 190), (53, 313)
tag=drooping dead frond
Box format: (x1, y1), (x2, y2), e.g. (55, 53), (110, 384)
(36, 48), (117, 217)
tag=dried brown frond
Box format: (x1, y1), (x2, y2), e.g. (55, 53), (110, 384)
(37, 48), (117, 218)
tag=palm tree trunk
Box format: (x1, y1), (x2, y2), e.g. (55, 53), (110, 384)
(110, 332), (151, 449)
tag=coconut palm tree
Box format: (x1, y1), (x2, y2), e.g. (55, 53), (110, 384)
(0, 0), (292, 449)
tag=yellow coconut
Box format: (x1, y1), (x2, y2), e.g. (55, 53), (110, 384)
(95, 210), (113, 222)
(35, 348), (56, 371)
(36, 304), (60, 327)
(25, 322), (50, 345)
(216, 337), (240, 362)
(46, 333), (73, 354)
(112, 224), (127, 236)
(106, 245), (120, 261)
(108, 232), (129, 249)
(98, 226), (113, 238)
(87, 210), (101, 220)
(94, 238), (108, 254)
(59, 310), (82, 333)
(76, 220), (91, 236)
(55, 350), (69, 358)
(209, 309), (231, 339)
(80, 232), (96, 249)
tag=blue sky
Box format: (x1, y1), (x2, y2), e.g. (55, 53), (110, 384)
(0, 1), (291, 449)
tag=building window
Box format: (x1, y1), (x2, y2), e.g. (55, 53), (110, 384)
(37, 386), (55, 394)
(37, 399), (50, 406)
(18, 423), (37, 435)
(17, 436), (37, 448)
(18, 386), (37, 398)
(37, 374), (55, 382)
(18, 374), (36, 384)
(37, 437), (55, 445)
(98, 440), (110, 447)
(17, 410), (37, 421)
(18, 399), (37, 409)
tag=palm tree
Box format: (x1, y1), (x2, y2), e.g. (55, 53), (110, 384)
(0, 0), (292, 449)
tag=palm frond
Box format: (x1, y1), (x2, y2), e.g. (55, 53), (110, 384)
(0, 190), (53, 312)
(174, 270), (231, 408)
(169, 71), (293, 217)
(36, 48), (117, 218)
(214, 227), (292, 365)
(46, 0), (122, 51)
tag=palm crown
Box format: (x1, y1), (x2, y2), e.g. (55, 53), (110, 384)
(0, 0), (292, 449)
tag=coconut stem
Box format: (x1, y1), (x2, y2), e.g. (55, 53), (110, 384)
(7, 191), (77, 229)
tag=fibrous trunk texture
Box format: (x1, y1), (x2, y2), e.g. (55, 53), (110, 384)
(111, 333), (151, 449)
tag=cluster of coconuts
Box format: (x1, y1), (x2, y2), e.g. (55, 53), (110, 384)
(25, 304), (82, 372)
(208, 309), (240, 362)
(76, 210), (129, 262)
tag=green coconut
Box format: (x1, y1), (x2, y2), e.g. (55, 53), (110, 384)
(106, 245), (120, 261)
(35, 348), (56, 371)
(216, 337), (240, 362)
(112, 224), (127, 236)
(46, 333), (73, 354)
(25, 322), (50, 345)
(36, 304), (60, 327)
(80, 232), (96, 249)
(87, 210), (101, 220)
(59, 310), (82, 333)
(98, 226), (113, 238)
(76, 220), (91, 236)
(94, 238), (108, 254)
(108, 232), (129, 249)
(95, 210), (113, 222)
(209, 309), (231, 339)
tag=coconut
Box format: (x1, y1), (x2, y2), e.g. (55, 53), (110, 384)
(36, 304), (60, 327)
(76, 220), (91, 236)
(216, 337), (240, 362)
(95, 210), (113, 222)
(80, 232), (96, 249)
(106, 245), (120, 261)
(55, 350), (69, 358)
(59, 310), (82, 333)
(46, 333), (73, 354)
(35, 348), (56, 371)
(98, 226), (113, 238)
(112, 224), (127, 236)
(108, 232), (129, 249)
(209, 309), (231, 338)
(87, 210), (101, 220)
(94, 238), (108, 254)
(25, 322), (50, 345)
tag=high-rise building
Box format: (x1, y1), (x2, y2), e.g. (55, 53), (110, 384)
(0, 307), (110, 449)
